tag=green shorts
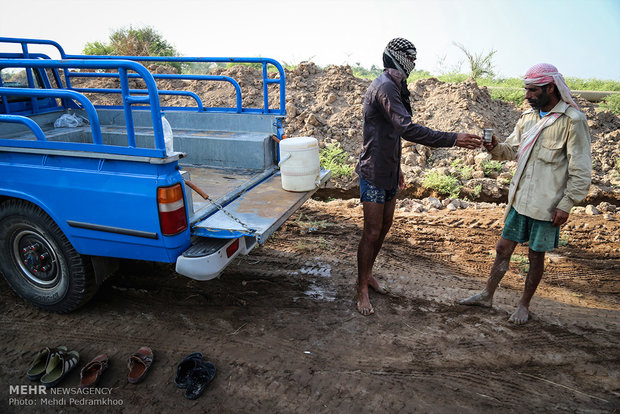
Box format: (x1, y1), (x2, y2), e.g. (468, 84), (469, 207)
(501, 207), (559, 252)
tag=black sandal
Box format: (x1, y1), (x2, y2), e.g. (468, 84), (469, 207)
(184, 360), (216, 400)
(40, 350), (80, 388)
(26, 346), (68, 381)
(174, 352), (203, 389)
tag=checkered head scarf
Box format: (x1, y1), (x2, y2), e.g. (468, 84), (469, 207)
(523, 63), (579, 109)
(383, 37), (417, 78)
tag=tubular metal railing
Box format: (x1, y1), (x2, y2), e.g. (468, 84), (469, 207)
(0, 59), (166, 157)
(0, 37), (286, 115)
(0, 37), (288, 157)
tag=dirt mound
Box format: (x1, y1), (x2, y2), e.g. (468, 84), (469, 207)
(74, 64), (620, 203)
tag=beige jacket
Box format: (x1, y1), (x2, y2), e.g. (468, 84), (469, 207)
(490, 101), (592, 222)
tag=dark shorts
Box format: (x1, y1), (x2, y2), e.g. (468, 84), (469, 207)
(502, 207), (559, 252)
(359, 176), (397, 204)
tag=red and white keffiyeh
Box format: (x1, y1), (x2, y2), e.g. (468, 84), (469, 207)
(523, 63), (579, 109)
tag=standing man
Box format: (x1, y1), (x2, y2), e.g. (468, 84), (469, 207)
(459, 63), (592, 324)
(355, 37), (481, 316)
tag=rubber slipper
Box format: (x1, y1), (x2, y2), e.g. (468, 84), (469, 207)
(27, 346), (67, 381)
(127, 347), (153, 384)
(79, 354), (109, 388)
(174, 352), (203, 389)
(184, 361), (216, 400)
(40, 350), (80, 388)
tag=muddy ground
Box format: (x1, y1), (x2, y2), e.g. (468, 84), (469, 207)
(1, 64), (619, 412)
(1, 199), (618, 413)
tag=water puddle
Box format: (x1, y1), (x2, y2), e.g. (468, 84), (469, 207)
(294, 261), (337, 302)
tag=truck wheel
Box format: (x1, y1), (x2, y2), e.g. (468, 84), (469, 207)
(0, 200), (98, 313)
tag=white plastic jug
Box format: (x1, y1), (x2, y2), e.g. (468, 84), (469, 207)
(161, 114), (174, 155)
(278, 137), (320, 192)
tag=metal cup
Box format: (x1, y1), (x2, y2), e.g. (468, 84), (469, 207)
(483, 128), (493, 143)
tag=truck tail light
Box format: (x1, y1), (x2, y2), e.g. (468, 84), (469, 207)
(157, 183), (188, 236)
(226, 238), (240, 258)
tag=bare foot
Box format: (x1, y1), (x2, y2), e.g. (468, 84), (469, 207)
(368, 276), (387, 295)
(356, 287), (374, 316)
(509, 304), (530, 324)
(458, 290), (493, 307)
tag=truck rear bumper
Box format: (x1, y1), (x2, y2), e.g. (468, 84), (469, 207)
(175, 236), (256, 281)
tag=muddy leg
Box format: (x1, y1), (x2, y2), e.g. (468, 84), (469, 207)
(357, 202), (385, 315)
(509, 248), (545, 325)
(367, 197), (396, 295)
(459, 237), (517, 307)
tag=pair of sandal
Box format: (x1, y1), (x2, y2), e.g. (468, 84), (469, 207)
(27, 346), (80, 388)
(174, 353), (216, 400)
(81, 347), (154, 387)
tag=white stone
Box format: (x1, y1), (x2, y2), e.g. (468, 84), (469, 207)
(424, 197), (442, 209)
(474, 152), (491, 165)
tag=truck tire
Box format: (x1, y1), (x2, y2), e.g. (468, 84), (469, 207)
(0, 200), (98, 313)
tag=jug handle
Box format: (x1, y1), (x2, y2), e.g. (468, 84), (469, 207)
(278, 153), (291, 168)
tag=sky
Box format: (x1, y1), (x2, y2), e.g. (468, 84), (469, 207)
(1, 0), (619, 80)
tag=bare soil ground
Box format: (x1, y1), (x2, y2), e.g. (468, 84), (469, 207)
(1, 200), (618, 413)
(2, 63), (618, 412)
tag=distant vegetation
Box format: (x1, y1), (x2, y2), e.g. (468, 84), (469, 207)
(83, 26), (180, 57)
(453, 42), (496, 79)
(350, 44), (620, 112)
(599, 94), (620, 114)
(80, 28), (620, 113)
(83, 26), (183, 72)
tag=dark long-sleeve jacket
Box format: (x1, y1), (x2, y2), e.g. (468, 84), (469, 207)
(355, 68), (457, 190)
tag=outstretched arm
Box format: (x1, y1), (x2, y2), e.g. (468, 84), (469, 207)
(455, 133), (482, 149)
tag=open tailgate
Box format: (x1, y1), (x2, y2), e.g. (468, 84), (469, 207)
(191, 169), (331, 243)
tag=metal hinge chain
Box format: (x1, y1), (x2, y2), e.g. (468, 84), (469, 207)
(203, 196), (257, 236)
(184, 179), (257, 237)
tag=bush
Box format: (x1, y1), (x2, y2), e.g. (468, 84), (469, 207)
(599, 94), (620, 115)
(437, 73), (470, 83)
(489, 88), (525, 106)
(451, 158), (474, 179)
(482, 160), (504, 176)
(319, 143), (354, 178)
(408, 70), (434, 82)
(422, 171), (462, 198)
(352, 63), (382, 79)
(83, 26), (183, 72)
(472, 184), (483, 199)
(565, 77), (620, 92)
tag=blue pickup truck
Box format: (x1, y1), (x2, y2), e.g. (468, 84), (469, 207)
(0, 37), (330, 312)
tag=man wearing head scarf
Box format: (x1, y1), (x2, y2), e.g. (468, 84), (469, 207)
(459, 63), (592, 324)
(355, 37), (482, 316)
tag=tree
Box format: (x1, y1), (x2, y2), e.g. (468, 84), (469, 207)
(83, 26), (179, 57)
(453, 42), (496, 79)
(83, 26), (182, 72)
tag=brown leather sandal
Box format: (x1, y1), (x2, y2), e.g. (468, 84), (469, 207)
(127, 347), (153, 384)
(79, 354), (109, 388)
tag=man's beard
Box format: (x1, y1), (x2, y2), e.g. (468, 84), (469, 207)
(528, 90), (550, 109)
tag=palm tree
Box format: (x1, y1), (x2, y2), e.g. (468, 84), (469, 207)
(453, 42), (496, 79)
